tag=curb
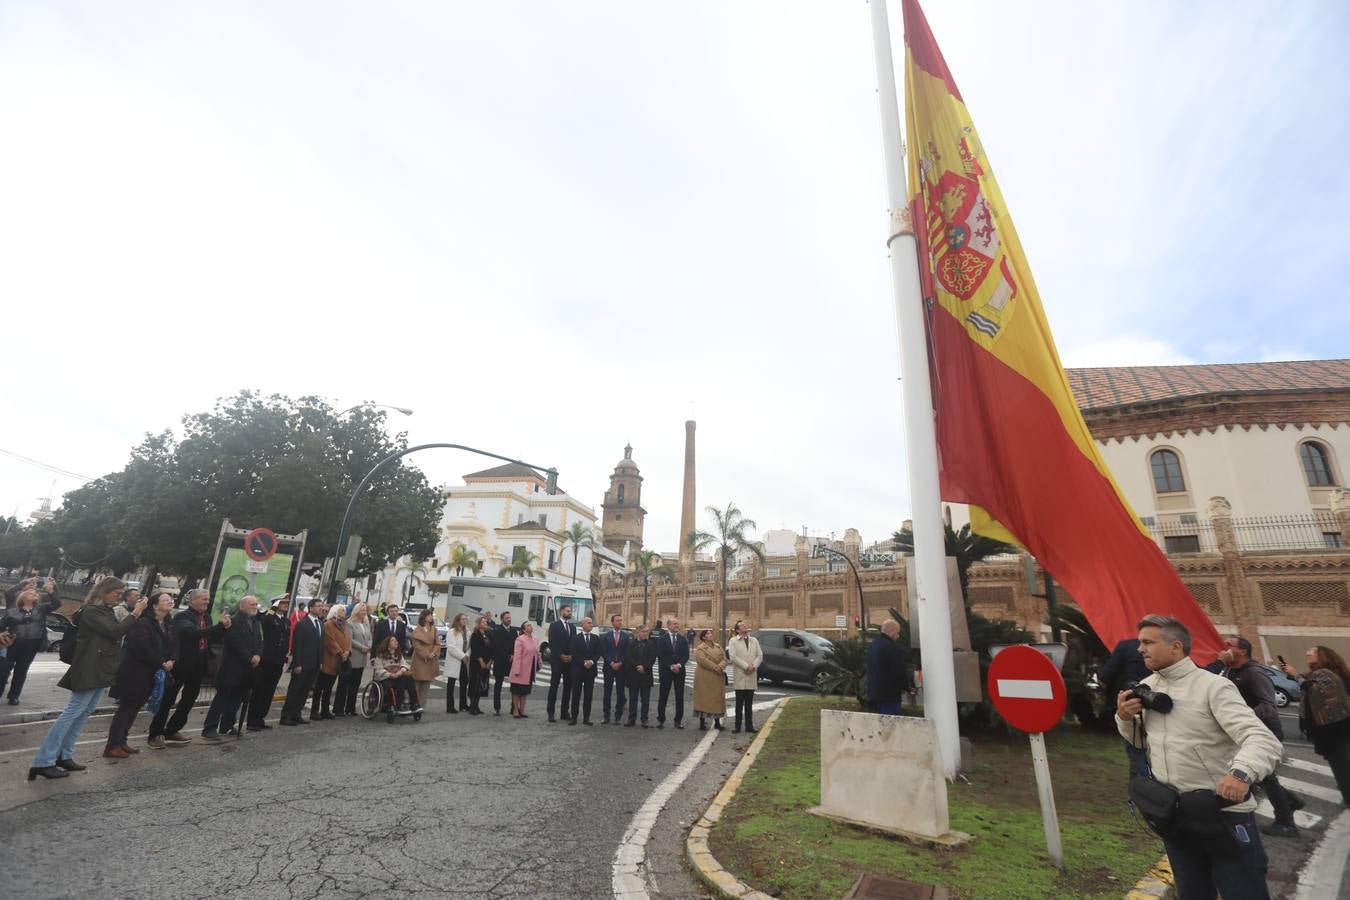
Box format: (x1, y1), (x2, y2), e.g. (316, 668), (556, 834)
(1126, 856), (1174, 899)
(685, 697), (792, 900)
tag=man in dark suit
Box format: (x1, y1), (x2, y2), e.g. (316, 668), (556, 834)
(247, 595), (291, 730)
(148, 588), (229, 745)
(202, 595), (263, 740)
(625, 624), (657, 727)
(373, 604), (411, 657)
(569, 617), (603, 725)
(546, 604), (577, 723)
(600, 613), (630, 725)
(491, 611), (518, 716)
(655, 616), (690, 729)
(280, 598), (326, 725)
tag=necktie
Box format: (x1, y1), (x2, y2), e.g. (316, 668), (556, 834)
(198, 614), (207, 651)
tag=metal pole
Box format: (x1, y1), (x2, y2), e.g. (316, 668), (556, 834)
(868, 0), (960, 778)
(1029, 731), (1064, 869)
(326, 443), (557, 606)
(1043, 572), (1062, 643)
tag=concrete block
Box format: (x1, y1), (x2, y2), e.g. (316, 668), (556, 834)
(815, 709), (962, 842)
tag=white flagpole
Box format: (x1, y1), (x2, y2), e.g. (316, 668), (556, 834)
(867, 0), (960, 780)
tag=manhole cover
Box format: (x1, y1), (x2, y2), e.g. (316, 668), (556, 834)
(843, 873), (946, 900)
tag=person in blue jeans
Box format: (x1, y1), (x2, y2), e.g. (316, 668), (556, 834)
(30, 578), (145, 781)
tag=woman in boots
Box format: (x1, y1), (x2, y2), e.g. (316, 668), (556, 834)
(692, 629), (727, 731)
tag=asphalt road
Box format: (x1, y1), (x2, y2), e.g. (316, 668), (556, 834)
(0, 658), (811, 899)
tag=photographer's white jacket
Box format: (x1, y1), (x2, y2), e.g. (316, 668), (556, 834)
(1116, 657), (1283, 813)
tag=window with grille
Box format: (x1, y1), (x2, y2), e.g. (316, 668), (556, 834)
(1150, 449), (1186, 493)
(618, 484), (625, 503)
(1165, 535), (1201, 553)
(1326, 532), (1346, 549)
(1301, 441), (1336, 486)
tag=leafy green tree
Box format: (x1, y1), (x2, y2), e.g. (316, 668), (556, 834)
(892, 522), (1017, 608)
(688, 502), (765, 645)
(499, 549), (540, 579)
(558, 522), (595, 584)
(628, 548), (674, 627)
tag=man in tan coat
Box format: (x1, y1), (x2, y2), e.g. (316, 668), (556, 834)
(726, 620), (763, 733)
(1116, 614), (1282, 900)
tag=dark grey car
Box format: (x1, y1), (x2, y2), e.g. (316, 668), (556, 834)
(752, 628), (833, 689)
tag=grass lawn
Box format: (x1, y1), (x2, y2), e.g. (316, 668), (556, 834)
(708, 697), (1162, 899)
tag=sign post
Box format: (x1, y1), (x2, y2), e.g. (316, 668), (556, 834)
(987, 644), (1067, 869)
(243, 527), (279, 596)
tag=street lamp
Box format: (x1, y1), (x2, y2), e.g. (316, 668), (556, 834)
(337, 402), (414, 417)
(325, 443), (558, 606)
(815, 545), (868, 636)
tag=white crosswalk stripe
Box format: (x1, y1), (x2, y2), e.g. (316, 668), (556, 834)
(1254, 799), (1322, 829)
(1276, 776), (1345, 805)
(1283, 757), (1334, 778)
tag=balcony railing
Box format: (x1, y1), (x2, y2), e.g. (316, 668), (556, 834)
(1146, 513), (1344, 553)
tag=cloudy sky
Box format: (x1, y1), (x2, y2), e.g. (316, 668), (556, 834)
(4, 1), (1348, 555)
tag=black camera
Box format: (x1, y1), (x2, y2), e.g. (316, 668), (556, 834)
(1126, 681), (1173, 713)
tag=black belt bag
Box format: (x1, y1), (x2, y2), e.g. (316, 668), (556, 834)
(1129, 774), (1182, 838)
(1178, 790), (1244, 857)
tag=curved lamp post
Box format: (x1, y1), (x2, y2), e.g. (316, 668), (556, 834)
(815, 545), (868, 636)
(325, 443), (557, 606)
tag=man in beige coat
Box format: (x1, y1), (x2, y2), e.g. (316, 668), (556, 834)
(1116, 614), (1282, 900)
(726, 620), (763, 734)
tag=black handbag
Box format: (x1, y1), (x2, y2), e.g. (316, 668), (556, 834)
(1178, 790), (1243, 857)
(1127, 721), (1182, 838)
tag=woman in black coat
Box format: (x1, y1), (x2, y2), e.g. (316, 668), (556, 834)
(467, 616), (493, 715)
(105, 592), (175, 758)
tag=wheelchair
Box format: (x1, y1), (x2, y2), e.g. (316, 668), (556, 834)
(359, 675), (422, 723)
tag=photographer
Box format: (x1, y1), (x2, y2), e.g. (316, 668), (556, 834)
(1116, 615), (1283, 900)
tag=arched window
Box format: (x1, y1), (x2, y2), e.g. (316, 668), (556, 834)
(1150, 449), (1186, 493)
(617, 483), (626, 503)
(1300, 441), (1337, 487)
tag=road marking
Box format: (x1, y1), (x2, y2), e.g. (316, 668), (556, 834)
(1295, 809), (1350, 900)
(0, 737), (106, 757)
(1277, 776), (1345, 805)
(611, 725), (720, 899)
(996, 678), (1054, 700)
(1254, 797), (1321, 829)
(1283, 757), (1334, 778)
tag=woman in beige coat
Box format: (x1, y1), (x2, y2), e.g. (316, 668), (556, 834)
(725, 620), (764, 733)
(410, 609), (442, 709)
(692, 630), (727, 731)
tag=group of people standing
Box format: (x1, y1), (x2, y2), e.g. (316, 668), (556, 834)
(21, 578), (775, 782)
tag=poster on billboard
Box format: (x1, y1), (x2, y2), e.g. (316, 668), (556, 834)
(203, 520), (308, 622)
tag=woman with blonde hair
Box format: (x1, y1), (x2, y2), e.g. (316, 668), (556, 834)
(410, 609), (442, 710)
(692, 629), (727, 731)
(312, 604), (351, 720)
(335, 603), (372, 717)
(0, 581), (62, 705)
(30, 578), (145, 779)
(507, 621), (543, 718)
(445, 612), (469, 713)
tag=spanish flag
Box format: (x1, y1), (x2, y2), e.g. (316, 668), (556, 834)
(901, 0), (1223, 659)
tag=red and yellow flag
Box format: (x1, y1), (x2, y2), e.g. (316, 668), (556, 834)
(901, 0), (1223, 659)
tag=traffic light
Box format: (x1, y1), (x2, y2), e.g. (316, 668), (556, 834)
(854, 615), (861, 627)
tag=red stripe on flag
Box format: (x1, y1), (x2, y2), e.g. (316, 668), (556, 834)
(902, 0), (963, 102)
(927, 309), (1224, 659)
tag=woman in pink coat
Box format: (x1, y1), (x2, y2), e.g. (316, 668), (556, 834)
(507, 621), (543, 719)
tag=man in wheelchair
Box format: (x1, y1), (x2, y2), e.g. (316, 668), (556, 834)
(368, 636), (422, 723)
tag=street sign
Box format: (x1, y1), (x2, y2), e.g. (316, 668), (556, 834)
(988, 644), (1067, 733)
(245, 559), (269, 574)
(987, 644), (1066, 870)
(835, 614), (847, 628)
(243, 527), (278, 562)
(989, 642), (1068, 672)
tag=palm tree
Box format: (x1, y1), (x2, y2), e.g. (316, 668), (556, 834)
(445, 544), (482, 576)
(688, 502), (765, 645)
(558, 523), (595, 584)
(892, 522), (1017, 608)
(499, 549), (540, 579)
(629, 548), (675, 627)
(402, 558), (429, 602)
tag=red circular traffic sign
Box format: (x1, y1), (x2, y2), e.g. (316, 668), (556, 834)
(243, 527), (278, 562)
(987, 644), (1067, 734)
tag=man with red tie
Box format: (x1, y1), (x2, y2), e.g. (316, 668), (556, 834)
(600, 614), (630, 725)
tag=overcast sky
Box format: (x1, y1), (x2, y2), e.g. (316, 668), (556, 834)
(4, 1), (1348, 556)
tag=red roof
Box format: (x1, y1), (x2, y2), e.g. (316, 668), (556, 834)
(1066, 359), (1350, 410)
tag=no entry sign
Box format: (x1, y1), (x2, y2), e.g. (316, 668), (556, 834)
(988, 644), (1066, 734)
(243, 527), (279, 562)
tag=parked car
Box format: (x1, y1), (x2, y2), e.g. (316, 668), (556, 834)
(752, 628), (834, 689)
(1255, 662), (1301, 708)
(44, 613), (72, 652)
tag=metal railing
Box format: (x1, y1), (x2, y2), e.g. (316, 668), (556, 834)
(1146, 513), (1344, 553)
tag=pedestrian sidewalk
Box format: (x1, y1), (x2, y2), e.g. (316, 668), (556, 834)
(0, 655), (216, 725)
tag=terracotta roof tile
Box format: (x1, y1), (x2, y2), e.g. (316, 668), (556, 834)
(1066, 359), (1350, 410)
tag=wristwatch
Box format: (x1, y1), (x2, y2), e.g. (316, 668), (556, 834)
(1228, 768), (1250, 784)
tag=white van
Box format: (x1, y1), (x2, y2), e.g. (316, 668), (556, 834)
(438, 576), (596, 661)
